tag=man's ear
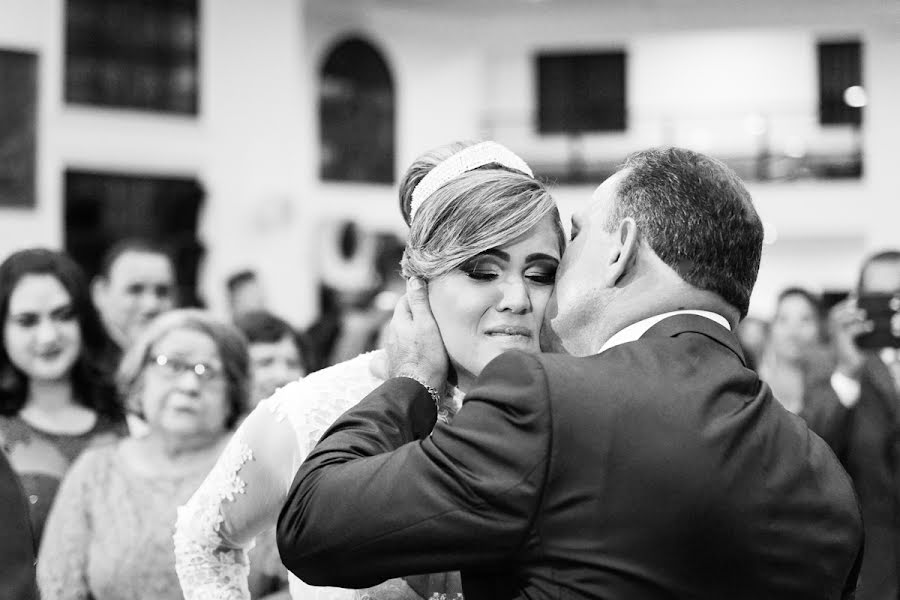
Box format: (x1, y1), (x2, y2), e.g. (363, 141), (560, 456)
(603, 217), (639, 287)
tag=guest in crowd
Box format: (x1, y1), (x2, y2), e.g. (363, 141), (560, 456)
(302, 285), (344, 372)
(0, 248), (124, 548)
(758, 287), (831, 413)
(735, 315), (769, 370)
(226, 269), (267, 321)
(0, 449), (38, 600)
(37, 309), (248, 600)
(814, 250), (900, 600)
(91, 238), (176, 360)
(233, 310), (307, 598)
(234, 309), (306, 408)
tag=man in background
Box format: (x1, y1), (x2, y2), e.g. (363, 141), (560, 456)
(226, 269), (267, 321)
(91, 239), (176, 359)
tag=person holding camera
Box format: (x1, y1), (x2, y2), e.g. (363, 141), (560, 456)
(819, 250), (900, 600)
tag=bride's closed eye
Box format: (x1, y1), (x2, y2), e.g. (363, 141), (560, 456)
(459, 257), (557, 285)
(525, 263), (557, 285)
(460, 258), (501, 281)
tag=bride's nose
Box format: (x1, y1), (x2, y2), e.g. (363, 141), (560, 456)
(495, 276), (531, 314)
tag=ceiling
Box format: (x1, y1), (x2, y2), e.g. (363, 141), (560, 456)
(310, 0), (899, 25)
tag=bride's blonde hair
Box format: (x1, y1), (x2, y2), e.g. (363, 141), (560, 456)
(399, 141), (564, 281)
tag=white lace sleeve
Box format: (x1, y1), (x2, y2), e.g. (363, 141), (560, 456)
(173, 399), (296, 600)
(174, 352), (386, 600)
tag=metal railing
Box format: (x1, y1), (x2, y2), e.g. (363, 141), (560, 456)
(481, 108), (863, 184)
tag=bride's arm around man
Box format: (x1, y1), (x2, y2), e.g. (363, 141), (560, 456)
(278, 147), (864, 600)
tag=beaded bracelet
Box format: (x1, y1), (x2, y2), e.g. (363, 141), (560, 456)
(400, 374), (442, 413)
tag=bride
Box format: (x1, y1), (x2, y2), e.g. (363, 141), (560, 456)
(174, 140), (565, 600)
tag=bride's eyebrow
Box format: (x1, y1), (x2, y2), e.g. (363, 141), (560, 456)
(477, 249), (510, 261)
(526, 253), (559, 263)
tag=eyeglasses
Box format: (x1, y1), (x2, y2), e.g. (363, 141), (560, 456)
(149, 354), (224, 383)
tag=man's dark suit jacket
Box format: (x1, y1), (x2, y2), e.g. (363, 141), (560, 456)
(0, 449), (37, 600)
(278, 314), (864, 599)
(805, 355), (900, 600)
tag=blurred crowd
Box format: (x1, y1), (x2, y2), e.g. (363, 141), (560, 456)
(0, 241), (316, 600)
(736, 250), (900, 600)
(2, 234), (900, 599)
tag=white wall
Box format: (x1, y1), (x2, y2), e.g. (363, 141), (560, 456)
(862, 27), (900, 251)
(199, 0), (314, 324)
(753, 237), (865, 319)
(0, 0), (62, 250)
(487, 28), (834, 163)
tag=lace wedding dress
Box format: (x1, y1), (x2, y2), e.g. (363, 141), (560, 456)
(174, 350), (463, 600)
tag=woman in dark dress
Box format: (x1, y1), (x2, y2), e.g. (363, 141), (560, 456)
(0, 248), (124, 548)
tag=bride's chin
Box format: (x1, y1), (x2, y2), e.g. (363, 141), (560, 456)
(487, 336), (539, 353)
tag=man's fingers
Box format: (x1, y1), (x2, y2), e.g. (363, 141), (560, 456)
(392, 294), (412, 326)
(406, 277), (435, 322)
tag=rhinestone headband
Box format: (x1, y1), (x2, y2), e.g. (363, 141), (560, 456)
(409, 141), (534, 222)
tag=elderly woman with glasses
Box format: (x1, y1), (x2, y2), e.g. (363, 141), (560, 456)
(37, 309), (249, 600)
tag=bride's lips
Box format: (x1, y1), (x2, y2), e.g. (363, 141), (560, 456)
(484, 326), (533, 338)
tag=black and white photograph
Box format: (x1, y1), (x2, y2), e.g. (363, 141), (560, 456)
(0, 1), (898, 599)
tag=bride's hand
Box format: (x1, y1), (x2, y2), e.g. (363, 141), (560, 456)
(385, 277), (448, 391)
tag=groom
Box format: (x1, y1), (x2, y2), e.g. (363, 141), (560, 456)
(277, 148), (863, 599)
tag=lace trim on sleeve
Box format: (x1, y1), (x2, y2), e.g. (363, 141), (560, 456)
(174, 432), (255, 600)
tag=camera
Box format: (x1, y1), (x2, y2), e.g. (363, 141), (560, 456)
(854, 293), (900, 349)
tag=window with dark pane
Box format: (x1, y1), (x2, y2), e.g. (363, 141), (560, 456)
(818, 40), (862, 126)
(319, 37), (395, 183)
(0, 50), (37, 207)
(537, 51), (626, 134)
(65, 0), (199, 114)
(65, 170), (205, 306)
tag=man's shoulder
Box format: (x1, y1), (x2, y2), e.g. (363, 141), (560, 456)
(483, 343), (683, 380)
(479, 349), (604, 381)
(477, 350), (637, 402)
(517, 339), (689, 381)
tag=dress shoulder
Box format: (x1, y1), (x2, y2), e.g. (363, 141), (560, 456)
(175, 351), (386, 600)
(259, 350), (386, 452)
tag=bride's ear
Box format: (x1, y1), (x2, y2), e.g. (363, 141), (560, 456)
(604, 217), (638, 287)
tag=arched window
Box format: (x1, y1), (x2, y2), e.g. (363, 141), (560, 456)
(319, 36), (395, 183)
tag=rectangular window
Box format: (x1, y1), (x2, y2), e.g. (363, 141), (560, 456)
(65, 0), (199, 114)
(818, 40), (862, 126)
(0, 50), (38, 207)
(536, 50), (626, 134)
(65, 170), (205, 305)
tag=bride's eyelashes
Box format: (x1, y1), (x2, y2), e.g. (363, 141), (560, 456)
(460, 258), (500, 281)
(525, 265), (557, 285)
(458, 258), (557, 285)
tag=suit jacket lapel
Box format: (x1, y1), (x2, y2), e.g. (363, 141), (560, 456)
(639, 314), (747, 367)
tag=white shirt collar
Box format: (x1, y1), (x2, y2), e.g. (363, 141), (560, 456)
(599, 310), (731, 354)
